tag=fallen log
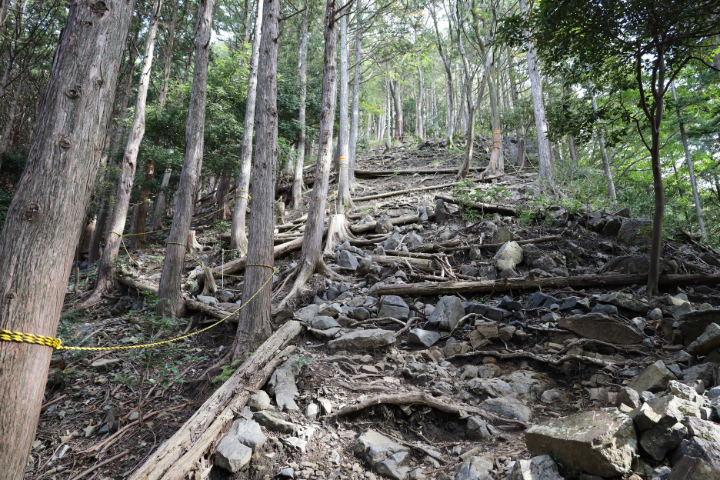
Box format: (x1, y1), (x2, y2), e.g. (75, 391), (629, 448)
(128, 323), (302, 480)
(371, 255), (434, 272)
(355, 168), (502, 179)
(445, 349), (618, 369)
(352, 181), (460, 203)
(435, 194), (516, 216)
(376, 273), (720, 296)
(324, 392), (528, 428)
(351, 214), (424, 235)
(410, 239), (462, 253)
(446, 234), (564, 252)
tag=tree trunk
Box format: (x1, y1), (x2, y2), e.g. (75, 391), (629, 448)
(151, 167), (172, 230)
(230, 0), (264, 252)
(519, 0), (552, 183)
(0, 0), (9, 34)
(157, 0), (214, 317)
(487, 58), (503, 175)
(0, 80), (24, 170)
(347, 0), (362, 187)
(243, 0), (253, 44)
(134, 159), (155, 248)
(671, 82), (707, 241)
(231, 0), (279, 360)
(390, 79), (403, 138)
(157, 0), (178, 107)
(85, 0), (163, 305)
(110, 28), (140, 159)
(216, 175), (230, 220)
(276, 0), (337, 312)
(416, 64), (424, 141)
(292, 1), (308, 211)
(591, 96), (616, 200)
(0, 0), (134, 474)
(568, 135), (578, 164)
(88, 199), (109, 265)
(336, 13), (351, 211)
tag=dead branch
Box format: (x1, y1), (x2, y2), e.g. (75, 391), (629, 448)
(444, 349), (618, 369)
(434, 194), (516, 216)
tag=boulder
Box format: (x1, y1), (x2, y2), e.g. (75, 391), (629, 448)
(480, 397), (533, 423)
(680, 309), (720, 345)
(600, 255), (674, 275)
(226, 418), (267, 452)
(687, 323), (720, 356)
(406, 232), (423, 248)
(266, 356), (303, 411)
(215, 437), (252, 473)
(328, 329), (396, 350)
(466, 417), (492, 440)
(427, 296), (465, 331)
(601, 217), (623, 237)
(494, 241), (523, 271)
(616, 218), (652, 246)
(682, 363), (719, 389)
(628, 360), (677, 393)
(596, 292), (650, 314)
(667, 456), (720, 480)
(295, 304), (319, 321)
(456, 456), (494, 480)
(671, 417), (720, 471)
(408, 329), (441, 348)
(525, 409), (637, 477)
(632, 395), (697, 461)
(337, 250), (359, 270)
(378, 295), (410, 321)
(252, 411), (295, 434)
(507, 455), (565, 480)
(492, 226), (514, 244)
(311, 316), (341, 330)
(354, 429), (410, 480)
(558, 314), (643, 345)
(248, 391), (271, 412)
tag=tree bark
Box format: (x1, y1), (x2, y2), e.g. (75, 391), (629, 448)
(215, 175), (230, 220)
(347, 0), (362, 187)
(157, 0), (214, 317)
(86, 0), (163, 305)
(671, 82), (707, 241)
(336, 13), (351, 211)
(157, 0), (178, 107)
(231, 0), (279, 359)
(109, 28), (140, 158)
(135, 158), (156, 248)
(292, 0), (308, 210)
(592, 96), (616, 200)
(229, 0), (264, 252)
(519, 0), (552, 183)
(390, 78), (403, 138)
(0, 0), (134, 475)
(150, 167), (172, 230)
(0, 80), (24, 169)
(568, 135), (578, 164)
(276, 0), (337, 312)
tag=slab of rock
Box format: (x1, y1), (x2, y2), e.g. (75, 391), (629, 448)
(616, 387), (641, 409)
(328, 329), (396, 350)
(354, 429), (410, 480)
(558, 314), (643, 345)
(682, 363), (720, 389)
(295, 304), (319, 321)
(226, 417), (267, 452)
(215, 436), (252, 472)
(601, 217), (623, 237)
(408, 329), (441, 348)
(616, 218), (652, 246)
(456, 455), (494, 480)
(628, 360), (677, 393)
(252, 411), (295, 434)
(600, 255), (674, 275)
(248, 391), (271, 412)
(507, 455), (565, 480)
(466, 417), (492, 440)
(197, 295), (218, 305)
(525, 409), (637, 477)
(337, 250), (359, 270)
(632, 395), (697, 461)
(687, 323), (720, 356)
(311, 316), (341, 330)
(494, 241), (523, 271)
(668, 456), (720, 480)
(673, 417), (720, 471)
(678, 310), (720, 345)
(427, 295), (464, 331)
(596, 292), (650, 314)
(378, 295), (410, 321)
(267, 356), (302, 411)
(480, 397), (533, 423)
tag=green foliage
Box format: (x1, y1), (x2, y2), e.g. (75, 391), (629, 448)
(212, 359), (242, 385)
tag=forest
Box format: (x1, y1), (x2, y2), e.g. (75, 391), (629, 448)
(0, 0), (720, 478)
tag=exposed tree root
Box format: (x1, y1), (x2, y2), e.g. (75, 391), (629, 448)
(275, 259), (340, 313)
(325, 392), (529, 428)
(324, 213), (356, 254)
(444, 349), (618, 369)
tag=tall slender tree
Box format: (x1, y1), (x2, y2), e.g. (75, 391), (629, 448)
(291, 0), (309, 210)
(0, 0), (135, 473)
(347, 0), (362, 187)
(157, 0), (215, 317)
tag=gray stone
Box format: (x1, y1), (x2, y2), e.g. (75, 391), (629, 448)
(218, 291), (234, 303)
(378, 295), (410, 321)
(408, 329), (441, 348)
(295, 304), (320, 321)
(494, 241), (523, 271)
(601, 217), (623, 237)
(492, 226), (514, 244)
(630, 317), (647, 331)
(559, 297), (579, 311)
(227, 417), (267, 452)
(525, 410), (637, 477)
(616, 386), (641, 409)
(649, 307), (663, 320)
(252, 410), (295, 433)
(338, 250), (359, 270)
(708, 387), (720, 399)
(667, 456), (720, 480)
(311, 316), (341, 330)
(668, 380), (704, 404)
(682, 363), (719, 388)
(354, 429), (411, 480)
(499, 295), (523, 311)
(267, 356), (303, 411)
(319, 303), (343, 317)
(406, 232), (423, 248)
(617, 218), (652, 246)
(596, 292), (650, 314)
(305, 402), (319, 420)
(277, 467), (295, 479)
(480, 397), (533, 423)
(248, 390), (271, 412)
(600, 255), (675, 275)
(427, 296), (464, 331)
(383, 232), (401, 251)
(559, 314), (644, 345)
(533, 256), (557, 271)
(587, 211), (606, 231)
(591, 304), (618, 315)
(328, 329), (396, 350)
(466, 417), (492, 440)
(679, 309), (720, 345)
(456, 456), (494, 480)
(215, 437), (252, 472)
(507, 455), (565, 480)
(629, 360), (678, 393)
(688, 323), (720, 356)
(485, 306), (511, 321)
(197, 295), (218, 305)
(348, 307), (371, 321)
(528, 292), (561, 308)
